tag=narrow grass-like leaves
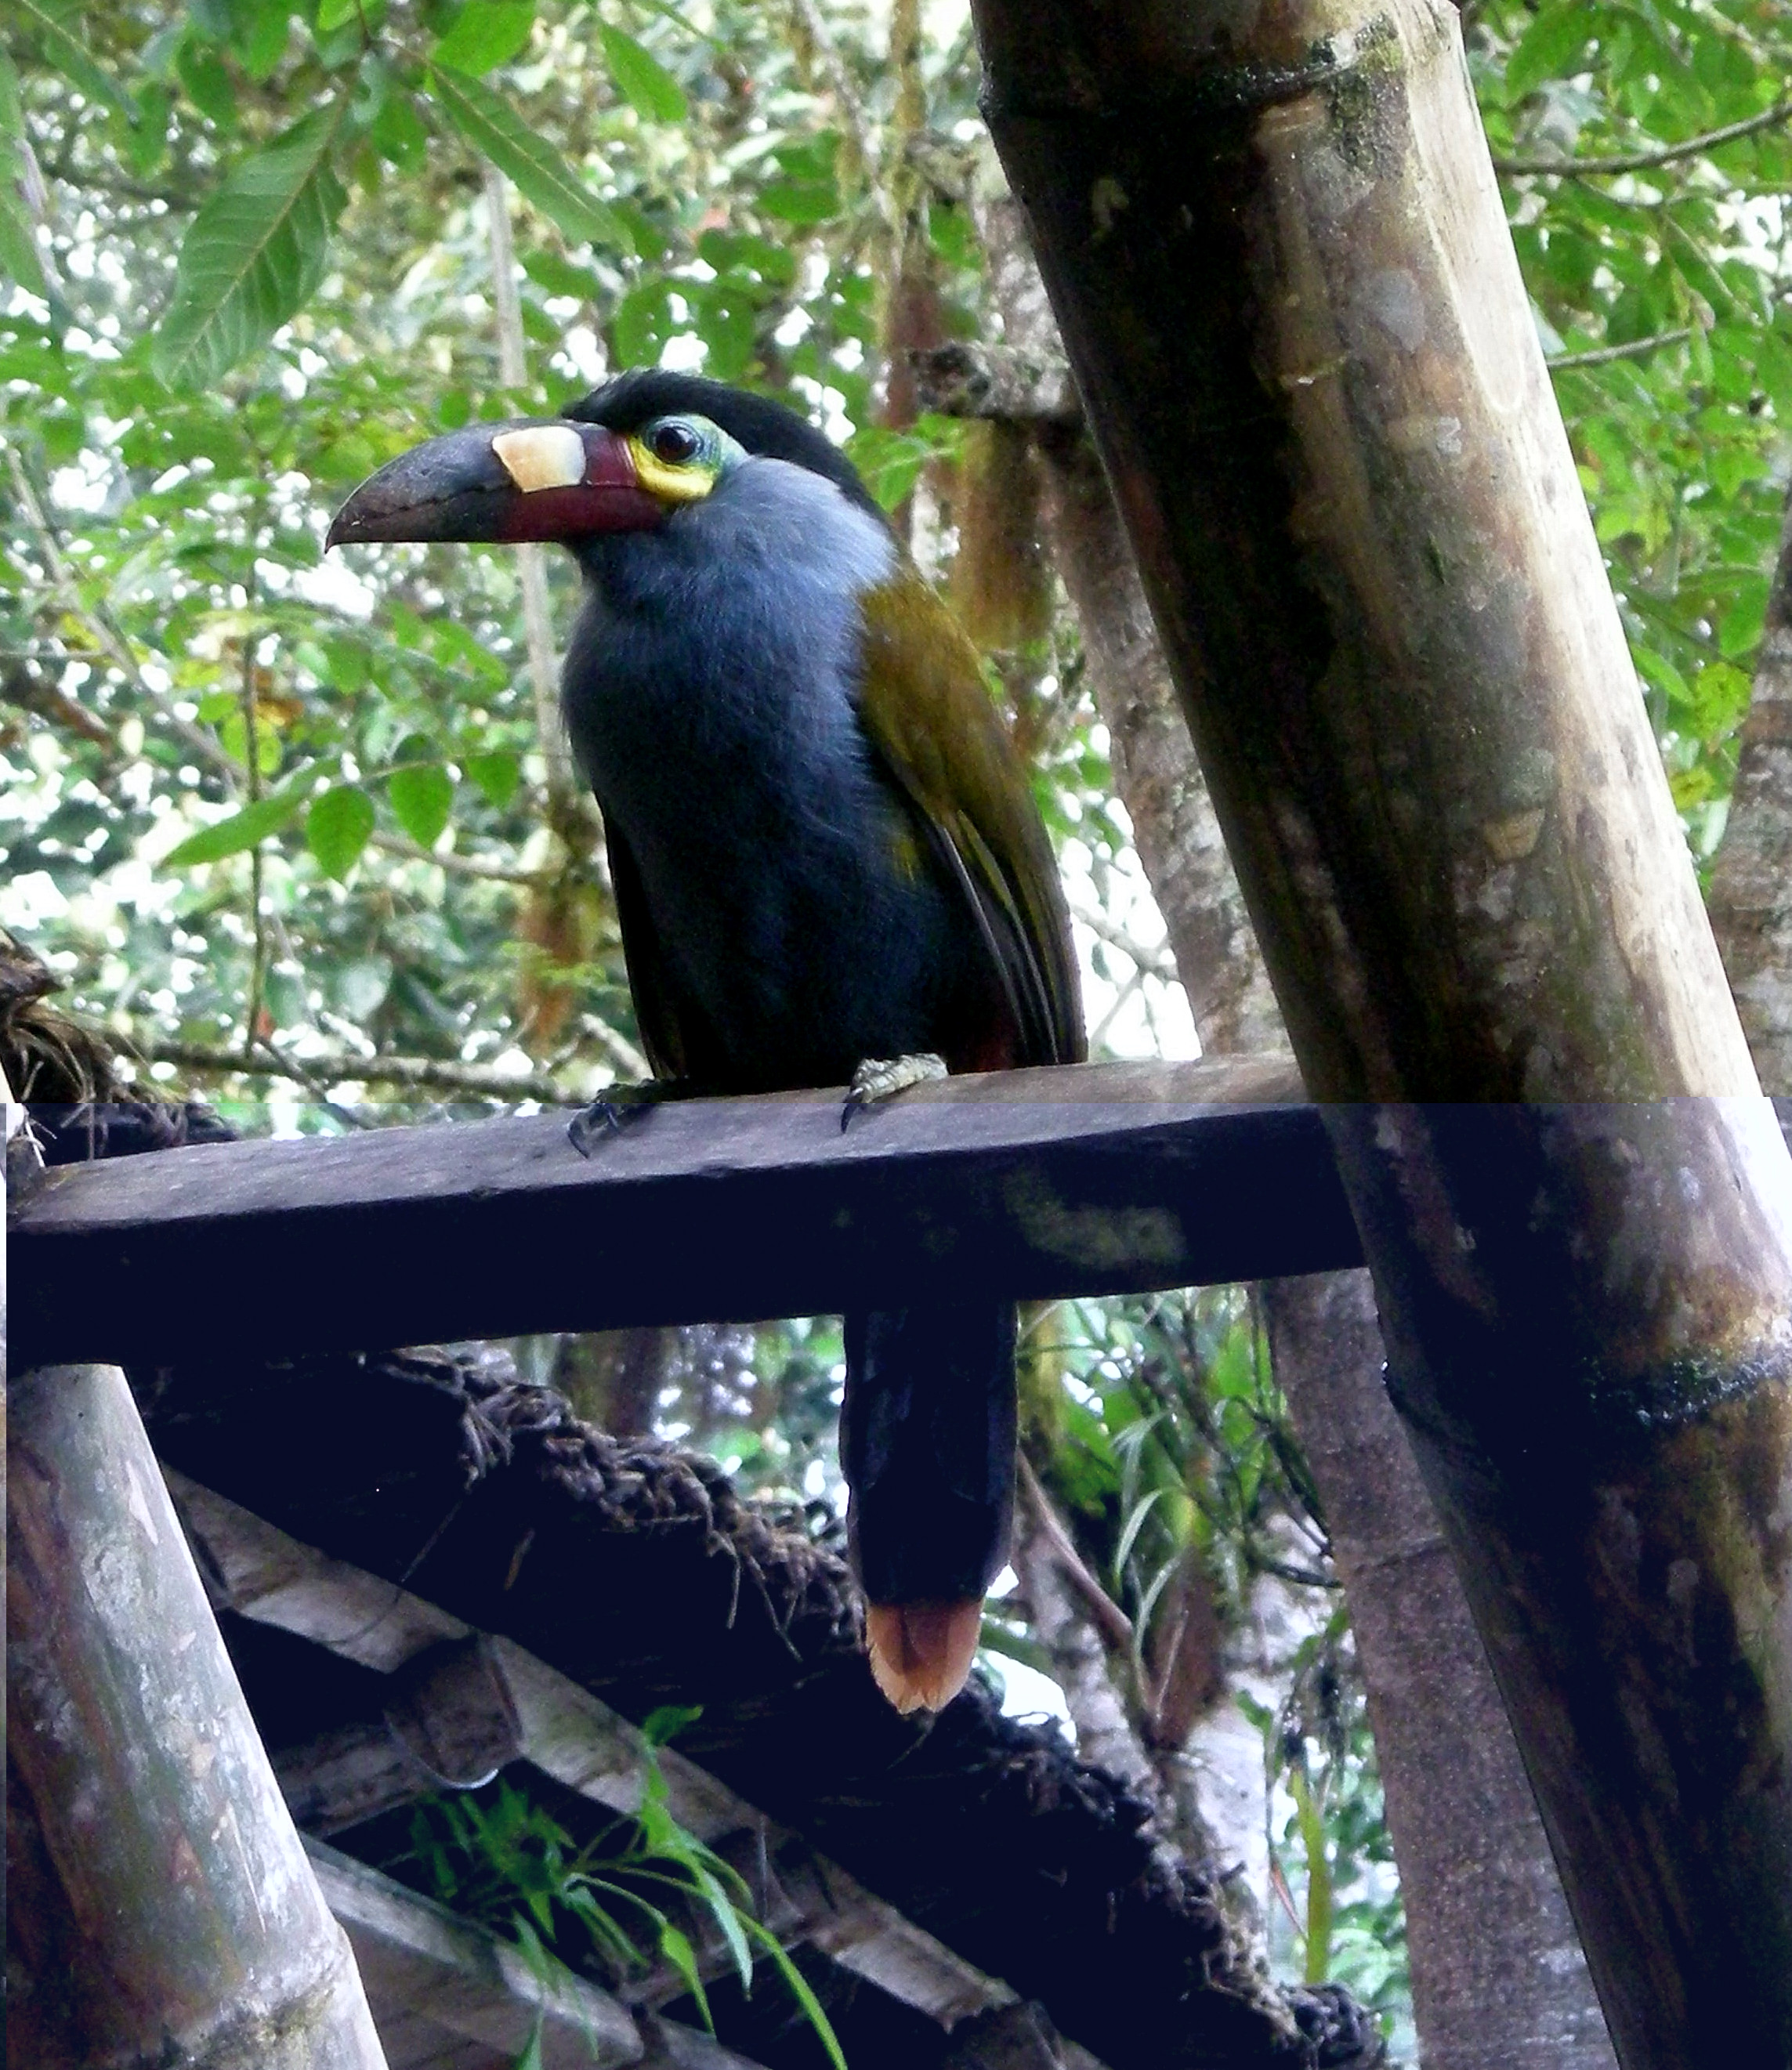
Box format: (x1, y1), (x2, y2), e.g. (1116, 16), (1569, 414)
(152, 103), (346, 388)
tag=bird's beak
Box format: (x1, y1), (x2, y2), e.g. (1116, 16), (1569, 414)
(327, 420), (664, 548)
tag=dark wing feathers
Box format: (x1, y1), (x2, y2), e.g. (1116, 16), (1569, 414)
(856, 576), (1084, 1070)
(603, 816), (692, 1080)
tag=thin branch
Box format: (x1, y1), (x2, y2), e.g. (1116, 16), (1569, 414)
(1494, 98), (1792, 178)
(1547, 328), (1692, 370)
(136, 1038), (573, 1106)
(364, 829), (551, 885)
(5, 450), (241, 788)
(0, 654), (113, 744)
(1072, 901), (1182, 984)
(1017, 1450), (1135, 1652)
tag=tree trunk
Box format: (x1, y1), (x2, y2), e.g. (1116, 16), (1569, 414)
(1266, 1274), (1616, 2070)
(7, 1359), (388, 2068)
(1708, 485), (1792, 1094)
(972, 192), (1615, 2068)
(972, 1), (1792, 2060)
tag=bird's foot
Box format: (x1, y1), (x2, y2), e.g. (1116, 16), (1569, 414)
(841, 1051), (947, 1133)
(568, 1079), (678, 1157)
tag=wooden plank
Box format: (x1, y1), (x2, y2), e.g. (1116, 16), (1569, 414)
(7, 1055), (1345, 1367)
(175, 1477), (1106, 2062)
(307, 1838), (643, 2070)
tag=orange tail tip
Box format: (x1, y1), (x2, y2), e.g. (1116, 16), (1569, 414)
(865, 1599), (983, 1714)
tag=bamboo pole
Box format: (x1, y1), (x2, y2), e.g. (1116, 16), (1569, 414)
(5, 1067), (386, 2070)
(970, 1), (1792, 2061)
(8, 1359), (389, 2065)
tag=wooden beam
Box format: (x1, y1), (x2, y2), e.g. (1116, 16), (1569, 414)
(9, 1055), (1346, 1369)
(174, 1473), (1108, 2069)
(306, 1838), (644, 2070)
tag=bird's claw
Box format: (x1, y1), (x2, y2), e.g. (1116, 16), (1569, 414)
(841, 1052), (948, 1132)
(568, 1081), (667, 1157)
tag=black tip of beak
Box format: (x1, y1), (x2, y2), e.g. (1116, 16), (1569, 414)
(327, 422), (535, 550)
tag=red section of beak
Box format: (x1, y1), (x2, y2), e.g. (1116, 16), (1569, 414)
(495, 427), (666, 542)
(328, 422), (665, 548)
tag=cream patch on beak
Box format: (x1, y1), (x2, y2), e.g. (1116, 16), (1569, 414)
(491, 425), (588, 494)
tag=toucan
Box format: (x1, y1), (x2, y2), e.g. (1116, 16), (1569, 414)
(329, 371), (1084, 1713)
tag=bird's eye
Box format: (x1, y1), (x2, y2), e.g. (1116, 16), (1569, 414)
(650, 421), (703, 465)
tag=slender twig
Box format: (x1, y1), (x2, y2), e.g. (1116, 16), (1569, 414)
(240, 562), (269, 1048)
(366, 829), (552, 885)
(1547, 328), (1693, 370)
(1018, 1451), (1135, 1652)
(1071, 901), (1181, 983)
(137, 1037), (573, 1106)
(1494, 98), (1792, 178)
(5, 449), (240, 787)
(1088, 959), (1149, 1051)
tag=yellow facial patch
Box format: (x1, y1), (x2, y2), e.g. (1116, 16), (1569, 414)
(627, 435), (718, 505)
(492, 425), (588, 494)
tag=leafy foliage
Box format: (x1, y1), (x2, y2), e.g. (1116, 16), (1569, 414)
(1470, 0), (1792, 857)
(405, 1709), (845, 2070)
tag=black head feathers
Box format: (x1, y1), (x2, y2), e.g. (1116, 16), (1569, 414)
(565, 371), (883, 519)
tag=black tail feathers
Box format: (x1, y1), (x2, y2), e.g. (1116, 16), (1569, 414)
(842, 1297), (1019, 1608)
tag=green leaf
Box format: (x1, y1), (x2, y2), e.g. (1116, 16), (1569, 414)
(0, 48), (25, 142)
(656, 1923), (712, 2030)
(1113, 1486), (1168, 1578)
(758, 178), (838, 226)
(164, 779), (312, 867)
(306, 784), (375, 878)
(433, 0), (538, 74)
(641, 1703), (702, 1746)
(15, 0), (136, 118)
(464, 748), (521, 807)
(521, 248), (602, 299)
(176, 40), (237, 129)
(317, 0), (361, 31)
(371, 86), (429, 169)
(427, 63), (632, 251)
(599, 25), (687, 123)
(0, 188), (47, 300)
(152, 102), (348, 388)
(746, 1921), (849, 2070)
(1718, 577), (1768, 659)
(389, 762), (454, 847)
(1504, 4), (1598, 103)
(512, 2015), (545, 2070)
(234, 0), (293, 80)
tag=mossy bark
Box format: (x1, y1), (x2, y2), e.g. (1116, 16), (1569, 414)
(972, 0), (1792, 2060)
(1709, 489), (1792, 1095)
